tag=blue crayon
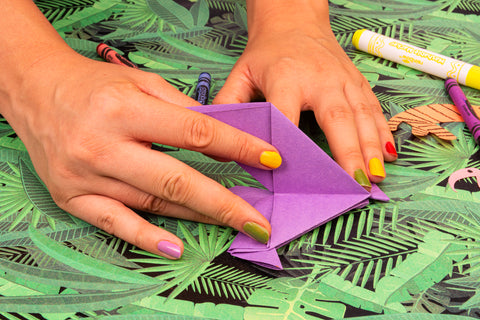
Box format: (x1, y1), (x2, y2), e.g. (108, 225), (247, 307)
(194, 72), (211, 105)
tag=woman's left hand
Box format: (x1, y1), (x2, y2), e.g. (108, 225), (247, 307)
(214, 1), (397, 185)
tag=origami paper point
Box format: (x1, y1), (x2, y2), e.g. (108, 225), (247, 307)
(189, 102), (388, 270)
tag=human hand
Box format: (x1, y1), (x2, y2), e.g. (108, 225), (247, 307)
(214, 2), (397, 187)
(2, 51), (281, 259)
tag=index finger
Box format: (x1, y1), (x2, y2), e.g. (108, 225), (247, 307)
(123, 91), (283, 170)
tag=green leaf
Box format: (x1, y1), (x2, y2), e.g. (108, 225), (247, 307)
(65, 38), (102, 60)
(0, 282), (162, 313)
(131, 223), (233, 300)
(158, 33), (238, 65)
(0, 225), (98, 247)
(344, 314), (475, 320)
(245, 276), (346, 319)
(52, 0), (122, 32)
(318, 230), (462, 314)
(191, 263), (270, 300)
(190, 0), (210, 27)
(35, 0), (96, 24)
(233, 3), (247, 31)
(0, 257), (146, 292)
(19, 158), (76, 227)
(28, 226), (161, 286)
(146, 0), (194, 30)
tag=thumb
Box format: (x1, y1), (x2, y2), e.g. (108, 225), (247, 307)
(213, 65), (259, 105)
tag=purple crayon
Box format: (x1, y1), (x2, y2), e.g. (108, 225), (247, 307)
(445, 77), (480, 144)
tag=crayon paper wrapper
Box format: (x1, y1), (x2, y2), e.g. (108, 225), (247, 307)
(355, 30), (473, 84)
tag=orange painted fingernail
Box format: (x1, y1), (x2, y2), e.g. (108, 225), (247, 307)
(386, 141), (397, 157)
(369, 158), (385, 178)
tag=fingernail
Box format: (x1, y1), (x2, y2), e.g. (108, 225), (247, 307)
(354, 169), (372, 191)
(260, 151), (282, 169)
(243, 222), (269, 244)
(385, 141), (398, 157)
(369, 158), (386, 178)
(157, 241), (182, 259)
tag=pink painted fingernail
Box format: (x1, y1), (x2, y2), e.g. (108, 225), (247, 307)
(157, 241), (182, 259)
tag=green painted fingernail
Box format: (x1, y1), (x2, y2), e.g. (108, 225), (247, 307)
(243, 222), (269, 244)
(354, 169), (371, 191)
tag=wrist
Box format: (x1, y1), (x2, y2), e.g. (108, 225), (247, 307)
(0, 0), (76, 120)
(246, 0), (331, 37)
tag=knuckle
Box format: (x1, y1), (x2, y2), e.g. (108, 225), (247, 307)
(339, 147), (364, 162)
(96, 211), (117, 235)
(231, 133), (252, 161)
(157, 171), (192, 205)
(67, 137), (111, 169)
(88, 82), (137, 119)
(272, 57), (297, 74)
(49, 188), (69, 208)
(353, 101), (373, 116)
(89, 82), (128, 104)
(139, 194), (169, 213)
(184, 115), (216, 149)
(319, 105), (354, 127)
(133, 230), (146, 249)
(211, 197), (240, 226)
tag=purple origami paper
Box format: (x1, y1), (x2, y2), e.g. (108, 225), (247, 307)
(189, 102), (388, 270)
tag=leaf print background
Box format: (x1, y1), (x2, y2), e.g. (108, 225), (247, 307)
(0, 0), (480, 319)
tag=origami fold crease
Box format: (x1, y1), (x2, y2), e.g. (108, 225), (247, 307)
(189, 102), (388, 270)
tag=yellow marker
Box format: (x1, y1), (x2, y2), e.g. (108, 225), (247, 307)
(352, 29), (480, 91)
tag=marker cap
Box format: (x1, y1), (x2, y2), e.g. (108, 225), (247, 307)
(352, 29), (366, 49)
(466, 65), (480, 91)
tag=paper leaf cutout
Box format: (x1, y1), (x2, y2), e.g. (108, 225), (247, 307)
(388, 103), (480, 140)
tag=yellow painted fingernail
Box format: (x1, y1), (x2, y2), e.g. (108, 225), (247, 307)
(260, 151), (282, 169)
(369, 158), (385, 178)
(243, 222), (270, 244)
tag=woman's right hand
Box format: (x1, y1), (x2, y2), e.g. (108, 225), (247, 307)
(2, 50), (280, 259)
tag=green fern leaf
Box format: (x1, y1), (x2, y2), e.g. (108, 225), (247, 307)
(190, 0), (210, 27)
(246, 276), (347, 319)
(345, 314), (475, 320)
(28, 226), (161, 285)
(34, 0), (96, 24)
(190, 263), (270, 300)
(146, 0), (194, 30)
(130, 223), (233, 300)
(0, 224), (98, 249)
(233, 3), (247, 31)
(157, 33), (238, 64)
(0, 281), (162, 313)
(0, 257), (146, 292)
(68, 234), (141, 269)
(65, 38), (102, 60)
(317, 230), (463, 313)
(19, 158), (76, 227)
(52, 0), (122, 32)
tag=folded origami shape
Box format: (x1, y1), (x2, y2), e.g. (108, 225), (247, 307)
(189, 102), (388, 270)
